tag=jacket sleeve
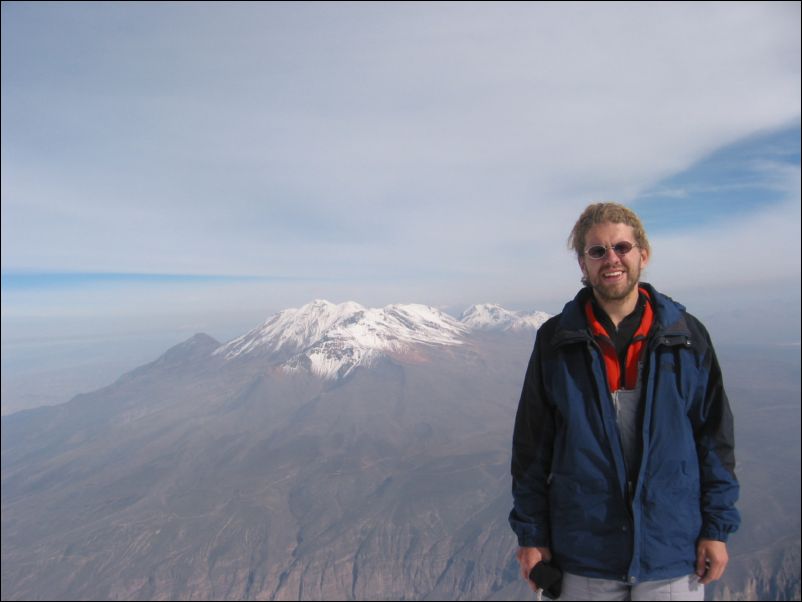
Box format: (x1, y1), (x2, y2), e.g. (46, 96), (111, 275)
(687, 316), (741, 542)
(508, 326), (556, 547)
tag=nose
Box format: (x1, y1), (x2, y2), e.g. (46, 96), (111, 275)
(600, 246), (620, 261)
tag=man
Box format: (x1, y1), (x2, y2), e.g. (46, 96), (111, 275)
(509, 202), (739, 600)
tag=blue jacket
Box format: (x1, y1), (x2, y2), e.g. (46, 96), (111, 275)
(509, 284), (739, 583)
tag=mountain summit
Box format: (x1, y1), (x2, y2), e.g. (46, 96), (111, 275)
(460, 303), (551, 332)
(215, 300), (470, 379)
(214, 299), (548, 379)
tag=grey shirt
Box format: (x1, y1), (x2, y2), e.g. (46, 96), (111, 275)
(612, 380), (643, 485)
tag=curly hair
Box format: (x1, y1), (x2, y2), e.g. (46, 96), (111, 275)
(568, 202), (651, 260)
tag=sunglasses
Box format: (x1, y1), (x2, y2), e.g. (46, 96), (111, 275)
(584, 241), (639, 260)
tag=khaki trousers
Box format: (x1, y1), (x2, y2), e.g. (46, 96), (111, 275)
(555, 572), (705, 601)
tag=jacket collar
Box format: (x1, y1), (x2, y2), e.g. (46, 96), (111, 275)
(551, 282), (690, 348)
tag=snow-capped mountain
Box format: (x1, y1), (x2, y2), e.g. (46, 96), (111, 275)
(461, 303), (551, 332)
(216, 300), (366, 359)
(215, 300), (469, 379)
(214, 299), (551, 379)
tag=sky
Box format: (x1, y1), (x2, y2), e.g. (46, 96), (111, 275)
(1, 2), (801, 411)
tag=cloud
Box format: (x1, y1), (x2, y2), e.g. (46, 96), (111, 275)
(647, 166), (801, 292)
(1, 2), (800, 325)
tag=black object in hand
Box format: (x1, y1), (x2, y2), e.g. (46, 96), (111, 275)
(528, 561), (563, 599)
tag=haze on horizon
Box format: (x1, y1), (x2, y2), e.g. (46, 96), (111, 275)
(2, 2), (800, 413)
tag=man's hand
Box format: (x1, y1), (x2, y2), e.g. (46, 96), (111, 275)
(516, 546), (552, 593)
(696, 539), (729, 585)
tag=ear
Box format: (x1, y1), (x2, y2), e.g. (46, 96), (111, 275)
(640, 247), (650, 268)
(579, 256), (588, 276)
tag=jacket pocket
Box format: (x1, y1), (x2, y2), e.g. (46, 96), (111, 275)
(639, 471), (702, 572)
(549, 474), (629, 572)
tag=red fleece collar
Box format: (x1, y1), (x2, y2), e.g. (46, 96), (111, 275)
(584, 287), (654, 392)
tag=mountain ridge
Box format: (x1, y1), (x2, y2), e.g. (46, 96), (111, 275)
(212, 299), (549, 379)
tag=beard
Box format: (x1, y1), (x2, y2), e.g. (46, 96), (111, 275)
(589, 264), (642, 303)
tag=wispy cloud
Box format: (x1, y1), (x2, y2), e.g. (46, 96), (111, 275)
(0, 272), (284, 291)
(1, 1), (800, 332)
(632, 126), (801, 233)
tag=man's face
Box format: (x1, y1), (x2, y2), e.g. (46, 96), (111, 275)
(579, 222), (649, 303)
